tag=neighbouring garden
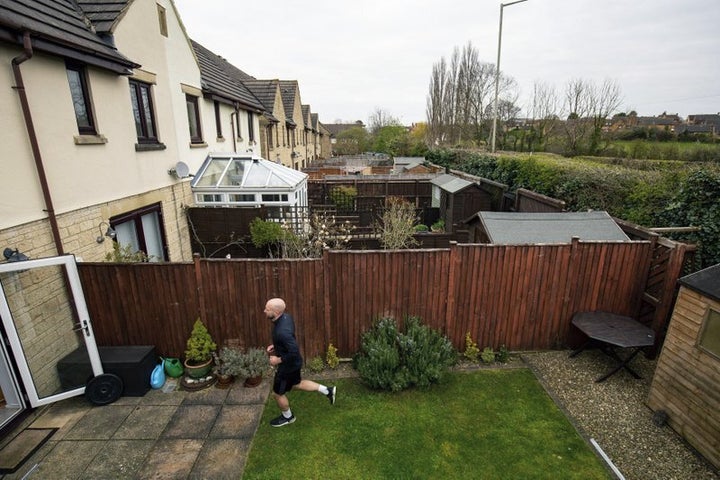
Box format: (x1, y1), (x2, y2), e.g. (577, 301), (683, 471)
(426, 148), (720, 269)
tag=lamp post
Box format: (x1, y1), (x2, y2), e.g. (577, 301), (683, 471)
(490, 0), (528, 153)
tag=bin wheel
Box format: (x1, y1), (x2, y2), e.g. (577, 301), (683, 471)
(86, 373), (123, 405)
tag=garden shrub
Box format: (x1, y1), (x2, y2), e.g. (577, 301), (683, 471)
(306, 356), (325, 373)
(326, 343), (340, 369)
(354, 316), (456, 392)
(463, 332), (480, 363)
(481, 347), (495, 364)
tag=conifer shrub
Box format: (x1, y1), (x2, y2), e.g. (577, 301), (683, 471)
(354, 316), (456, 392)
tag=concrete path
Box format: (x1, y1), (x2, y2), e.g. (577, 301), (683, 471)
(0, 378), (270, 479)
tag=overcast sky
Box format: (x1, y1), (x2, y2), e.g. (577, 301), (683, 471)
(174, 0), (720, 126)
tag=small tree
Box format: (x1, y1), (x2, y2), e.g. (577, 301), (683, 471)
(279, 212), (354, 258)
(376, 197), (418, 250)
(249, 218), (284, 258)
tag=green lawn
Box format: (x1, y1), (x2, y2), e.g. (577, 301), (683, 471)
(243, 369), (610, 479)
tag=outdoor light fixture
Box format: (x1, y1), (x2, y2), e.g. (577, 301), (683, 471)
(96, 222), (117, 243)
(3, 248), (29, 262)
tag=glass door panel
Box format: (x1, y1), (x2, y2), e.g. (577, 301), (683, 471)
(0, 255), (102, 407)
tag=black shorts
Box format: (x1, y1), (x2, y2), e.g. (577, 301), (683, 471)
(273, 368), (302, 395)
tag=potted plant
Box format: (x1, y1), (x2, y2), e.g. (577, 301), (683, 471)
(238, 347), (269, 387)
(184, 318), (217, 378)
(213, 346), (244, 388)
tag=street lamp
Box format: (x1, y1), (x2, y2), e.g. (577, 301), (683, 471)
(490, 0), (528, 153)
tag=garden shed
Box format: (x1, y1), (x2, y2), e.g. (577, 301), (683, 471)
(465, 211), (630, 244)
(431, 174), (495, 232)
(647, 263), (720, 469)
(191, 153), (308, 208)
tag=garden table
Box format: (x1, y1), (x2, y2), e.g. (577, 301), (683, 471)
(569, 311), (655, 382)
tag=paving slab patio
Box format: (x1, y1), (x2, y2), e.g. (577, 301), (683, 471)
(0, 377), (271, 479)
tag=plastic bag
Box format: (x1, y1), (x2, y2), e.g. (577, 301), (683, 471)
(150, 359), (166, 389)
(163, 357), (184, 378)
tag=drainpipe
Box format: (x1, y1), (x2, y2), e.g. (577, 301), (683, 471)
(12, 32), (64, 255)
(230, 108), (237, 153)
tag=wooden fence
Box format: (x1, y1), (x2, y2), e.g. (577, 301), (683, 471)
(78, 239), (653, 359)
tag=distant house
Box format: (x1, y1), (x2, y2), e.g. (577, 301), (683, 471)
(687, 113), (720, 135)
(324, 121), (367, 153)
(648, 263), (720, 469)
(465, 211), (630, 244)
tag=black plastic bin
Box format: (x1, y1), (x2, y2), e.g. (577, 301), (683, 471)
(57, 345), (156, 396)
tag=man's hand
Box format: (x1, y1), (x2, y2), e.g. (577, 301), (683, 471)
(266, 344), (275, 354)
(269, 355), (281, 366)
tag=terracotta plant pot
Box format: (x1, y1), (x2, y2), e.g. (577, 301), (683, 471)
(243, 375), (262, 387)
(184, 358), (213, 379)
(215, 373), (234, 389)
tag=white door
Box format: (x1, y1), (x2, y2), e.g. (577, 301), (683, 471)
(0, 255), (103, 409)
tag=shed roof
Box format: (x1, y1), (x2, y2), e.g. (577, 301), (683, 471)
(474, 211), (630, 244)
(191, 154), (307, 191)
(430, 174), (473, 193)
(679, 263), (720, 303)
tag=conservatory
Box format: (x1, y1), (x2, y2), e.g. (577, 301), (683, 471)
(191, 153), (308, 208)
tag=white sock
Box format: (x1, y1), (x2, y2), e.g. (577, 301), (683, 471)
(282, 409), (292, 418)
(318, 385), (329, 395)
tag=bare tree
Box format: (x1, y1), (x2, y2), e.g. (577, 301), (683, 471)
(527, 80), (559, 151)
(368, 107), (400, 134)
(561, 78), (622, 155)
(426, 41), (518, 148)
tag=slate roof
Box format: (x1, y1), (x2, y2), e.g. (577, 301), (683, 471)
(323, 122), (365, 136)
(75, 0), (130, 33)
(190, 40), (263, 111)
(279, 80), (299, 123)
(0, 0), (138, 74)
(243, 79), (281, 121)
(473, 211), (630, 244)
(679, 263), (720, 303)
(302, 105), (312, 130)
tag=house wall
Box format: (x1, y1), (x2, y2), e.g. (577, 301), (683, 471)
(647, 286), (720, 469)
(0, 182), (194, 263)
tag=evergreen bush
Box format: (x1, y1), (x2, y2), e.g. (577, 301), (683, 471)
(354, 316), (456, 392)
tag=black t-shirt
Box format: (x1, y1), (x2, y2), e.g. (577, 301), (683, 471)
(272, 312), (303, 373)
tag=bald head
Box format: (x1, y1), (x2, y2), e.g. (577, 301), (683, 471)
(264, 298), (286, 321)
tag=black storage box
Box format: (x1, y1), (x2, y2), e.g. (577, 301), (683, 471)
(57, 345), (157, 396)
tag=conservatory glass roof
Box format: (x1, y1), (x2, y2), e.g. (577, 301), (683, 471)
(191, 154), (307, 190)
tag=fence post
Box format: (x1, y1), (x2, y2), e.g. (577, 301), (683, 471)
(193, 253), (207, 323)
(445, 241), (458, 334)
(322, 248), (332, 348)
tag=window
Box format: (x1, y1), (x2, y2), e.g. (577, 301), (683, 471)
(214, 101), (223, 139)
(129, 79), (158, 143)
(230, 194), (256, 202)
(185, 94), (203, 143)
(261, 194), (288, 202)
(66, 63), (96, 135)
(196, 193), (223, 203)
(157, 4), (168, 37)
(268, 125), (274, 150)
(247, 112), (255, 142)
(699, 308), (720, 359)
(110, 203), (167, 261)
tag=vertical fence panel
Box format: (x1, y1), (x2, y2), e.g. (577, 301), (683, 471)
(80, 240), (659, 359)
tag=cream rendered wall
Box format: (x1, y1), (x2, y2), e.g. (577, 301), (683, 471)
(200, 101), (261, 157)
(0, 47), (46, 229)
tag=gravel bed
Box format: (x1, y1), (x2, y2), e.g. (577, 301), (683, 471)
(523, 350), (719, 480)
